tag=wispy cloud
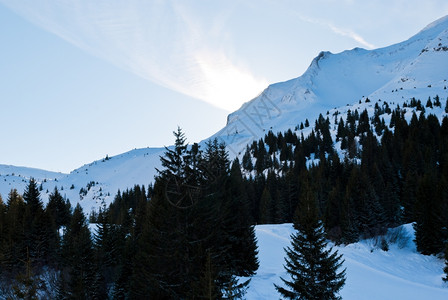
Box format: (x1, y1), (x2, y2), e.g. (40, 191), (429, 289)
(0, 0), (267, 111)
(297, 14), (376, 49)
(327, 24), (376, 49)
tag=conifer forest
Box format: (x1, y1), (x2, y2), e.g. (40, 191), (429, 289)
(1, 96), (448, 298)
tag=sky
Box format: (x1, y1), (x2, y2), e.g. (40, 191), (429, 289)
(1, 0), (448, 173)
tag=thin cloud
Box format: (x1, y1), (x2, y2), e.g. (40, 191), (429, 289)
(327, 24), (376, 49)
(0, 0), (267, 112)
(297, 14), (376, 49)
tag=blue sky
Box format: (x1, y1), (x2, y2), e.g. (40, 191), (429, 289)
(1, 0), (447, 173)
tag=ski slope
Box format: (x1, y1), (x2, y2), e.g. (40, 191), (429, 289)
(248, 223), (448, 299)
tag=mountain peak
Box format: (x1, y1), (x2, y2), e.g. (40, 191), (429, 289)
(419, 15), (448, 35)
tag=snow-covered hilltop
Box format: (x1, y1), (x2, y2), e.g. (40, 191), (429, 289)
(1, 15), (448, 214)
(0, 147), (165, 213)
(213, 15), (448, 157)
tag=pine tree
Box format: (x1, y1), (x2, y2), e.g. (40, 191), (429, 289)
(46, 187), (71, 228)
(259, 187), (273, 224)
(2, 189), (26, 274)
(414, 173), (446, 255)
(226, 159), (259, 277)
(275, 178), (346, 300)
(193, 251), (219, 299)
(22, 178), (49, 267)
(23, 178), (43, 214)
(92, 207), (117, 296)
(61, 204), (95, 298)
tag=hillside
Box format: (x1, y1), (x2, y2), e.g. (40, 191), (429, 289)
(1, 16), (448, 213)
(1, 15), (448, 300)
(248, 223), (448, 299)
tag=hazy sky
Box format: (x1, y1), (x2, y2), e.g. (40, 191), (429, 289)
(1, 0), (447, 173)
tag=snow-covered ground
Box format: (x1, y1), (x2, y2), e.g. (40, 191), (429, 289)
(248, 223), (448, 299)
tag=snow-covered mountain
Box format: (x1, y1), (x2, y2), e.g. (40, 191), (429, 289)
(212, 15), (448, 157)
(1, 14), (448, 300)
(1, 15), (448, 214)
(0, 147), (165, 213)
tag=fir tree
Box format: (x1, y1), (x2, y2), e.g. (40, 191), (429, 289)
(259, 187), (273, 224)
(226, 159), (259, 277)
(46, 187), (71, 228)
(61, 204), (95, 298)
(414, 173), (446, 255)
(23, 179), (48, 269)
(275, 178), (346, 299)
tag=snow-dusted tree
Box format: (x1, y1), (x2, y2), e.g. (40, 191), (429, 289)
(275, 177), (346, 300)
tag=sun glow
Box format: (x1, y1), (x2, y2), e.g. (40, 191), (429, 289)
(0, 0), (267, 112)
(194, 53), (268, 111)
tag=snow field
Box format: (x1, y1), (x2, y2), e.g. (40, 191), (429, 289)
(247, 223), (448, 300)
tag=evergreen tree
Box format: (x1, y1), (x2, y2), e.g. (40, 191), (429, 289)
(426, 97), (433, 108)
(259, 187), (273, 224)
(414, 173), (446, 255)
(60, 204), (95, 298)
(92, 207), (117, 296)
(1, 189), (26, 275)
(46, 187), (71, 228)
(275, 178), (346, 299)
(22, 178), (49, 268)
(226, 159), (259, 277)
(23, 178), (43, 214)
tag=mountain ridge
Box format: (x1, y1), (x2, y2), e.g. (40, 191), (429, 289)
(1, 15), (448, 213)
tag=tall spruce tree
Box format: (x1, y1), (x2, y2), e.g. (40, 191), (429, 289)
(225, 159), (259, 277)
(46, 187), (71, 229)
(60, 204), (95, 298)
(414, 173), (446, 255)
(22, 178), (48, 268)
(275, 178), (346, 300)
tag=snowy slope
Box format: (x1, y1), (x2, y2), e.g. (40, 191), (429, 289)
(0, 15), (448, 300)
(0, 147), (164, 213)
(212, 15), (448, 157)
(1, 16), (448, 213)
(0, 165), (64, 202)
(248, 223), (448, 300)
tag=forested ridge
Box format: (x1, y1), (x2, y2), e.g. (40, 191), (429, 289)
(1, 96), (448, 298)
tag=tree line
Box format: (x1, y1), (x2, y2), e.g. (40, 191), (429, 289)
(0, 128), (258, 299)
(1, 95), (448, 297)
(239, 99), (448, 258)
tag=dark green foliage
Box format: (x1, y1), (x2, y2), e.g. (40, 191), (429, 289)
(426, 97), (433, 108)
(227, 159), (259, 276)
(23, 178), (43, 214)
(275, 178), (346, 299)
(2, 97), (448, 296)
(259, 187), (273, 224)
(22, 179), (58, 271)
(60, 204), (95, 298)
(414, 173), (446, 255)
(46, 187), (71, 228)
(129, 130), (258, 298)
